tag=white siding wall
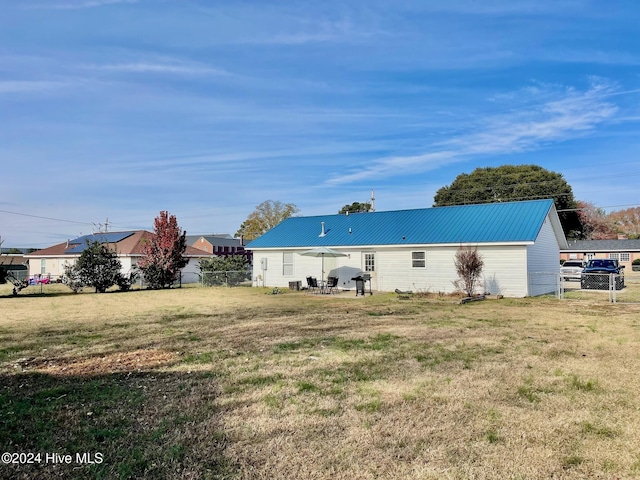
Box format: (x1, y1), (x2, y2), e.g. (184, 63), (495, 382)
(527, 215), (561, 296)
(375, 245), (529, 297)
(28, 257), (70, 277)
(251, 249), (365, 289)
(181, 258), (206, 283)
(251, 244), (532, 297)
(27, 255), (204, 284)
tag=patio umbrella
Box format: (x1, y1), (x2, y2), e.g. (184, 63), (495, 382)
(299, 247), (347, 282)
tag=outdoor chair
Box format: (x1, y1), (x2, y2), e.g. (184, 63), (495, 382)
(306, 276), (319, 294)
(325, 276), (339, 294)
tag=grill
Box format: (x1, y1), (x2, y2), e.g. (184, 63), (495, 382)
(351, 274), (372, 296)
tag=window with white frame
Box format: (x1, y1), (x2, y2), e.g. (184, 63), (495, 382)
(283, 252), (294, 276)
(364, 253), (375, 272)
(40, 259), (46, 274)
(610, 253), (630, 262)
(412, 251), (426, 268)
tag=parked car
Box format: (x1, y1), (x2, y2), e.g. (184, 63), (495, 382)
(560, 260), (584, 281)
(580, 259), (624, 290)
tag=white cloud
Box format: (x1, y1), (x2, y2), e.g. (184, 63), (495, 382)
(327, 82), (620, 185)
(0, 80), (72, 94)
(88, 62), (228, 76)
(47, 0), (137, 9)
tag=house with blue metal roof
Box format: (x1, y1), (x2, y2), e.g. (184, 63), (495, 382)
(246, 199), (568, 297)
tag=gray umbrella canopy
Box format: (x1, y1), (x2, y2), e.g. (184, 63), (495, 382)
(299, 247), (347, 281)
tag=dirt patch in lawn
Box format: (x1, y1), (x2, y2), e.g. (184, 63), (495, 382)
(15, 349), (180, 376)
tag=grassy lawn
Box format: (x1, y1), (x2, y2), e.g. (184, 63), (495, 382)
(1, 283), (640, 479)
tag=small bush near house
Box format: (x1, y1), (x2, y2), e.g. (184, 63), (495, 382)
(62, 262), (83, 293)
(453, 245), (484, 297)
(199, 255), (249, 286)
(116, 269), (139, 292)
(73, 241), (122, 293)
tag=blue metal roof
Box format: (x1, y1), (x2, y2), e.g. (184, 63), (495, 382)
(246, 199), (555, 249)
(65, 232), (135, 254)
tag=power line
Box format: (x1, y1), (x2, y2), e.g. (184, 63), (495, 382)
(0, 209), (92, 225)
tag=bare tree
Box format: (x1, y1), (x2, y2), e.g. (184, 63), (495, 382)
(453, 246), (484, 297)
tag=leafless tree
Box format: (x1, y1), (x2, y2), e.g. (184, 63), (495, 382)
(453, 246), (484, 297)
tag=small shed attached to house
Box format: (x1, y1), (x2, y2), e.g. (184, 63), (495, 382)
(245, 199), (568, 297)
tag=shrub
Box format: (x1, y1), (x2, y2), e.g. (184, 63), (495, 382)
(453, 246), (484, 297)
(116, 269), (139, 292)
(63, 263), (83, 294)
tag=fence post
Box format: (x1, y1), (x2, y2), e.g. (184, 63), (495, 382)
(609, 274), (616, 303)
(558, 273), (563, 299)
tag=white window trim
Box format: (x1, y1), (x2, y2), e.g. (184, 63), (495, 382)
(282, 252), (294, 276)
(364, 253), (375, 272)
(412, 251), (426, 268)
(610, 252), (630, 262)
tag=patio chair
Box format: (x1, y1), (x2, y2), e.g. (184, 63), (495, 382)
(325, 276), (339, 294)
(306, 276), (319, 294)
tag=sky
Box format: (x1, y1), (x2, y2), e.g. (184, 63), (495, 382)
(1, 0), (640, 248)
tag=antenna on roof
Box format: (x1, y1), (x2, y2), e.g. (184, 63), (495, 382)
(370, 189), (375, 212)
(92, 218), (110, 234)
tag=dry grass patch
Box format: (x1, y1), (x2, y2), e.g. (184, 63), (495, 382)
(14, 349), (180, 376)
(2, 286), (640, 478)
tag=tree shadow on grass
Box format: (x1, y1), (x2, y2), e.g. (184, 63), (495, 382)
(0, 370), (238, 480)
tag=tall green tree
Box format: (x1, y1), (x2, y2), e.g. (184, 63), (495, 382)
(73, 241), (122, 293)
(338, 202), (372, 214)
(433, 165), (582, 238)
(138, 211), (188, 289)
(235, 200), (299, 241)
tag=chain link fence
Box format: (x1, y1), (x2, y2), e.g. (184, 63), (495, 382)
(200, 270), (251, 287)
(529, 271), (637, 303)
(579, 272), (624, 291)
(559, 272), (635, 303)
(3, 270), (208, 294)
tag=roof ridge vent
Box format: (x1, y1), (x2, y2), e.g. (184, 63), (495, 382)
(319, 222), (326, 237)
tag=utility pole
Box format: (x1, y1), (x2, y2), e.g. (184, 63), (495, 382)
(370, 189), (375, 212)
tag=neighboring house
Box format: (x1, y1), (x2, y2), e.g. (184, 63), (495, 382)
(246, 199), (568, 297)
(185, 234), (252, 264)
(25, 231), (212, 283)
(561, 239), (640, 270)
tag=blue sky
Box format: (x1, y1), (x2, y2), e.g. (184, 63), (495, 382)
(2, 0), (640, 248)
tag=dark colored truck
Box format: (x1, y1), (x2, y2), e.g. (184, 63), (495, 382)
(580, 259), (625, 290)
